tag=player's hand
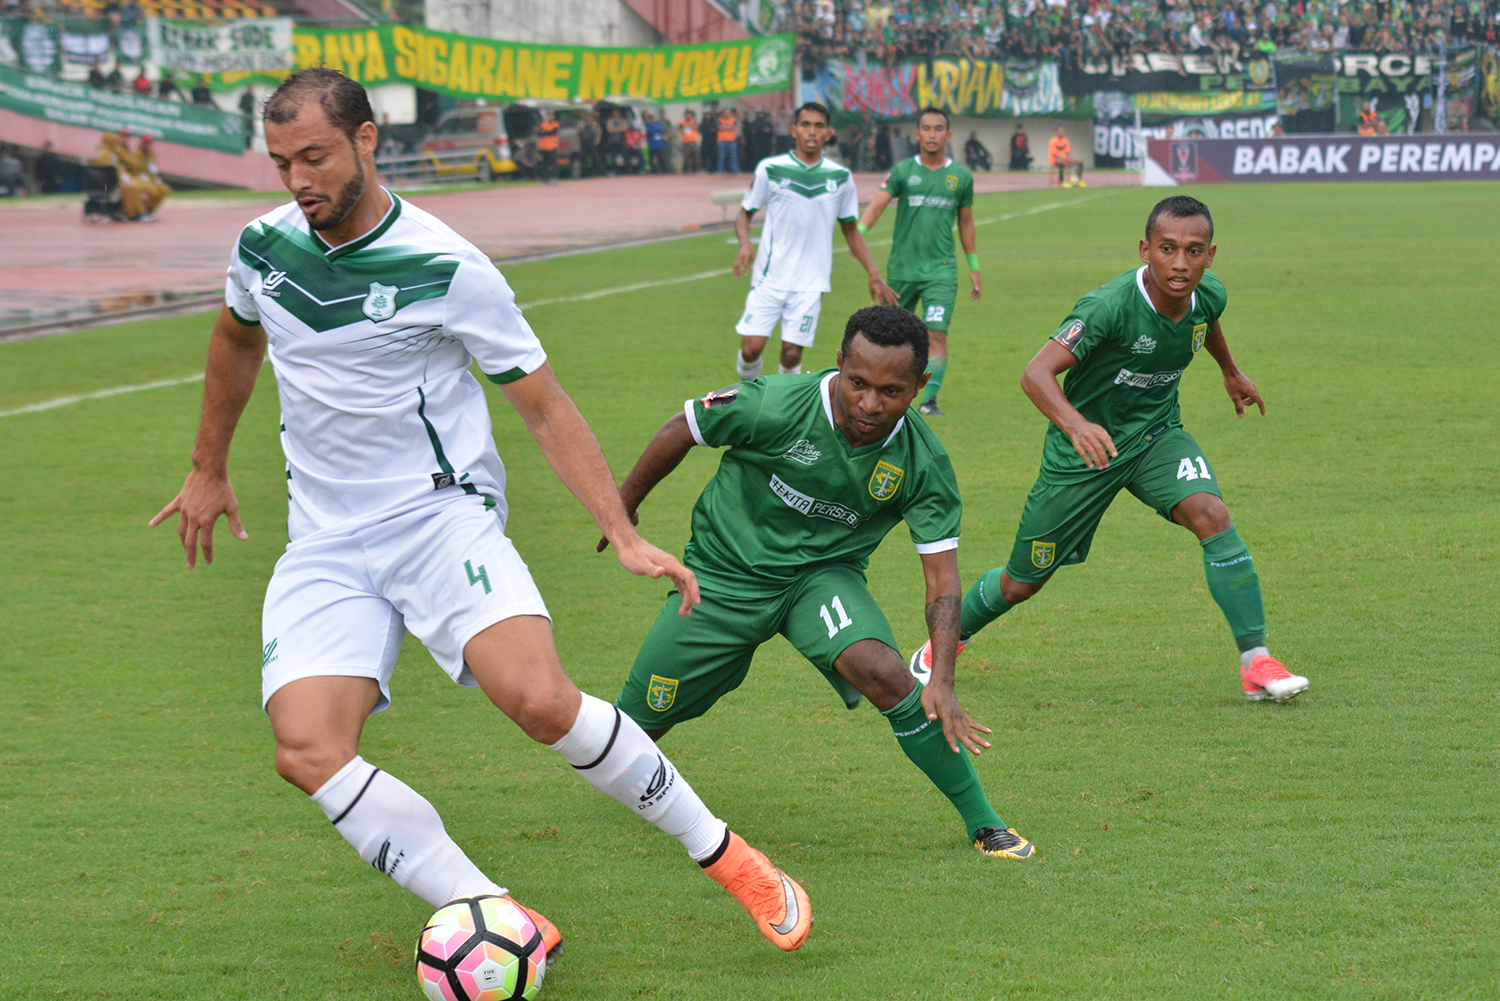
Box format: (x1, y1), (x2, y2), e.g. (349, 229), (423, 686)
(1223, 370), (1265, 418)
(869, 273), (899, 305)
(1065, 420), (1118, 469)
(596, 508), (640, 553)
(148, 468), (248, 568)
(968, 271), (982, 301)
(732, 242), (754, 279)
(921, 682), (993, 755)
(612, 533), (700, 616)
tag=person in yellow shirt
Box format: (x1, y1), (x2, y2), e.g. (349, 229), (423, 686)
(536, 110), (560, 185)
(1048, 127), (1084, 188)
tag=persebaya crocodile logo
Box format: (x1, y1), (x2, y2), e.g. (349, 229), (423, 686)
(647, 675), (677, 712)
(868, 460), (904, 501)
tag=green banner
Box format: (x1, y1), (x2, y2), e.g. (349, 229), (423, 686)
(290, 26), (795, 103)
(0, 63), (245, 152)
(1132, 90), (1277, 115)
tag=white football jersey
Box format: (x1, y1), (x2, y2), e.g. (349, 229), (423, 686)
(225, 193), (546, 542)
(740, 152), (859, 294)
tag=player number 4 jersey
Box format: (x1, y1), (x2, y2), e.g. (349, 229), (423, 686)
(225, 192), (547, 541)
(681, 371), (961, 596)
(1044, 266), (1228, 471)
(880, 157), (974, 282)
(741, 153), (859, 293)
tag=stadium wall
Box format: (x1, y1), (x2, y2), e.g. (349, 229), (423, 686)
(1144, 133), (1500, 184)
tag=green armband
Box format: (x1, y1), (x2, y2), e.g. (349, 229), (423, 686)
(966, 252), (980, 272)
(857, 223), (868, 235)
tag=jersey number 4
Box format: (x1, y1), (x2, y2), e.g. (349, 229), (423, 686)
(1176, 457), (1213, 481)
(819, 596), (854, 638)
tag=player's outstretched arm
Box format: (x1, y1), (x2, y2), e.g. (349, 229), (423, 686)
(919, 549), (993, 755)
(148, 307), (265, 567)
(732, 207), (756, 278)
(502, 365), (699, 614)
(595, 411), (697, 553)
(839, 219), (898, 305)
(1202, 321), (1265, 417)
(957, 207), (981, 301)
(857, 190), (893, 231)
(1022, 340), (1118, 469)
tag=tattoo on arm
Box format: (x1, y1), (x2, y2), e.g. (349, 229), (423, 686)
(925, 594), (960, 636)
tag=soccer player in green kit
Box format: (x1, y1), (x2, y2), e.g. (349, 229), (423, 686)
(912, 196), (1309, 702)
(601, 305), (1034, 859)
(856, 107), (980, 417)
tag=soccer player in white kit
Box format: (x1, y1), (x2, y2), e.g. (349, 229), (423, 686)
(732, 101), (896, 380)
(150, 69), (811, 956)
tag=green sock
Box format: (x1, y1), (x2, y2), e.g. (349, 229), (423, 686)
(920, 355), (947, 405)
(960, 568), (1012, 638)
(1200, 527), (1267, 652)
(883, 685), (1004, 840)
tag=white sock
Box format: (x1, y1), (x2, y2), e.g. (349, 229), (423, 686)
(1240, 646), (1270, 669)
(777, 362), (802, 375)
(735, 349), (763, 381)
(311, 756), (506, 907)
(550, 694), (728, 861)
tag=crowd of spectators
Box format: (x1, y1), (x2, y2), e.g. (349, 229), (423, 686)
(790, 0), (1500, 67)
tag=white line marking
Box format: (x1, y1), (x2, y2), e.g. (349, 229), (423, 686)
(0, 194), (1116, 418)
(0, 373), (204, 419)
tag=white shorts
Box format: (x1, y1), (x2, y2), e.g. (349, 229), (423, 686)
(261, 494), (550, 714)
(734, 285), (824, 347)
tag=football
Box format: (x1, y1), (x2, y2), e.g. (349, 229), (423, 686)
(414, 895), (546, 1001)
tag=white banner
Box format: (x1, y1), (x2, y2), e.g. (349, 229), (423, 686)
(147, 17), (293, 75)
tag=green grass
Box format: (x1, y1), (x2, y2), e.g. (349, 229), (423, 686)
(1, 181), (1497, 1000)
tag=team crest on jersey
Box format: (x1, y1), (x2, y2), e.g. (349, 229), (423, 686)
(945, 174), (957, 190)
(1031, 541), (1056, 569)
(700, 385), (740, 408)
(825, 178), (837, 192)
(868, 460), (904, 500)
(1191, 323), (1207, 352)
(783, 439), (821, 465)
(647, 675), (678, 712)
(361, 282), (399, 321)
(1131, 335), (1157, 354)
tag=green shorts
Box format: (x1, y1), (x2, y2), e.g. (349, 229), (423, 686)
(1005, 427), (1223, 584)
(615, 564), (897, 729)
(890, 276), (958, 332)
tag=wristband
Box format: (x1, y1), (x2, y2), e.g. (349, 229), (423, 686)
(967, 252), (980, 271)
(857, 223), (868, 235)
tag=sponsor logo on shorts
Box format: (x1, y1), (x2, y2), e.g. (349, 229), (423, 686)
(1192, 323), (1207, 352)
(648, 675), (678, 712)
(1113, 367), (1185, 388)
(868, 460), (904, 501)
(262, 638), (278, 668)
(769, 474), (862, 527)
(783, 439), (821, 465)
(361, 281), (399, 322)
(945, 174), (958, 190)
(1031, 541), (1056, 569)
(1131, 334), (1157, 354)
(701, 386), (741, 409)
(1054, 319), (1086, 352)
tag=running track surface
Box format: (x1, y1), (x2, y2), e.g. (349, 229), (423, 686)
(0, 169), (1138, 332)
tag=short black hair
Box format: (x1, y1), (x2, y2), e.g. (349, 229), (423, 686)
(842, 305), (929, 376)
(916, 106), (950, 128)
(794, 101), (831, 125)
(1146, 195), (1214, 241)
(263, 68), (374, 144)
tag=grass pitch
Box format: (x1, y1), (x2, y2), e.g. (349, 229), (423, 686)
(1, 181), (1496, 1001)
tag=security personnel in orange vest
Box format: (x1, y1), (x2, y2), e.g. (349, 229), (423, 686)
(1358, 101), (1378, 135)
(537, 111), (561, 184)
(679, 111), (701, 174)
(716, 108), (739, 174)
(1048, 126), (1084, 187)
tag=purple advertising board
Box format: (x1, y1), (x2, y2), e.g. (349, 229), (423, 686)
(1145, 134), (1500, 184)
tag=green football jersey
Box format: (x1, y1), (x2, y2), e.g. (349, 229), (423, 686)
(880, 156), (975, 282)
(682, 371), (962, 596)
(1043, 266), (1228, 472)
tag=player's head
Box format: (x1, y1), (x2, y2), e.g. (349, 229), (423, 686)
(834, 306), (931, 446)
(915, 107), (950, 154)
(1140, 196), (1216, 302)
(792, 101), (832, 156)
(262, 68), (378, 232)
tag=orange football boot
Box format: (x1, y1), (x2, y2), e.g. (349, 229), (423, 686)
(700, 831), (811, 951)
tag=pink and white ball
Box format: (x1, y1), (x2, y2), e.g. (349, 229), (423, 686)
(414, 895), (546, 1001)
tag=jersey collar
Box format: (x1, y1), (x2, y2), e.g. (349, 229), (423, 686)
(1135, 265), (1196, 317)
(790, 151), (825, 170)
(310, 188), (403, 262)
(915, 155), (953, 170)
(821, 372), (906, 451)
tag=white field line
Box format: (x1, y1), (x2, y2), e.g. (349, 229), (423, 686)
(0, 373), (204, 419)
(0, 194), (1112, 419)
